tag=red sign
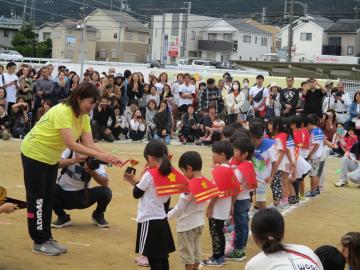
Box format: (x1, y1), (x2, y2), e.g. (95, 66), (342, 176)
(168, 50), (179, 57)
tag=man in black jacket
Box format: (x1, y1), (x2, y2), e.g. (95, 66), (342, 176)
(91, 97), (116, 142)
(280, 76), (299, 117)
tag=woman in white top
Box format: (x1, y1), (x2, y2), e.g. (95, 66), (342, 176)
(128, 109), (146, 141)
(225, 80), (245, 125)
(245, 208), (323, 270)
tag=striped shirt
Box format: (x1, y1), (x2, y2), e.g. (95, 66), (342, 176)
(310, 127), (325, 159)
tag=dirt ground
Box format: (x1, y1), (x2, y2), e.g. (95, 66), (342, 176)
(0, 140), (359, 270)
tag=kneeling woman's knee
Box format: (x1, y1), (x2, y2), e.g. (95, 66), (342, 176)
(102, 186), (112, 201)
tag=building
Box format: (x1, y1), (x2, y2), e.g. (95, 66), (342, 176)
(150, 13), (217, 64)
(324, 19), (360, 57)
(86, 8), (150, 63)
(0, 16), (22, 48)
(38, 20), (97, 62)
(198, 18), (272, 61)
(277, 15), (334, 62)
(245, 19), (281, 53)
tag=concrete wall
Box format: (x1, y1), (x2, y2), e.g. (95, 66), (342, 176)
(0, 28), (18, 48)
(95, 41), (148, 63)
(327, 33), (360, 56)
(52, 26), (96, 62)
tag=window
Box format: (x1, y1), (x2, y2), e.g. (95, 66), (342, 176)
(243, 35), (251, 43)
(114, 33), (118, 39)
(300, 32), (312, 41)
(125, 31), (133, 41)
(221, 53), (231, 61)
(347, 46), (354, 55)
(4, 30), (9, 37)
(191, 31), (196, 40)
(208, 33), (217, 40)
(223, 33), (232, 41)
(43, 32), (51, 40)
(207, 52), (216, 60)
(261, 37), (268, 46)
(111, 49), (118, 59)
(255, 36), (258, 44)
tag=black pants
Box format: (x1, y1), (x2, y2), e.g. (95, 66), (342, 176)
(53, 184), (112, 218)
(209, 218), (225, 259)
(181, 127), (202, 141)
(148, 257), (169, 270)
(21, 153), (58, 244)
(91, 120), (115, 142)
(129, 129), (145, 141)
(112, 126), (128, 139)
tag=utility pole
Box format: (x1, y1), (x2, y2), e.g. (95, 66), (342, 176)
(287, 0), (294, 62)
(183, 1), (191, 58)
(117, 0), (124, 62)
(262, 7), (266, 24)
(304, 2), (308, 15)
(79, 0), (86, 81)
(284, 0), (288, 22)
(29, 0), (35, 25)
(22, 0), (28, 22)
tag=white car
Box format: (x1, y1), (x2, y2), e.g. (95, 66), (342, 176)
(0, 50), (24, 61)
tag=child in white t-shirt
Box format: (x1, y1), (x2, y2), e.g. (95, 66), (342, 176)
(168, 151), (218, 270)
(305, 114), (325, 198)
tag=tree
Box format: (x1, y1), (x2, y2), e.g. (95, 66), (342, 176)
(11, 23), (52, 58)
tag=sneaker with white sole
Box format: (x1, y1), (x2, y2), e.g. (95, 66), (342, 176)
(201, 256), (225, 267)
(335, 181), (348, 187)
(50, 240), (67, 253)
(92, 211), (109, 228)
(51, 214), (72, 228)
(305, 191), (317, 198)
(225, 249), (246, 261)
(33, 241), (61, 256)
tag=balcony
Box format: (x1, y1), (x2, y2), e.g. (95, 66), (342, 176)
(198, 40), (234, 52)
(322, 45), (341, 56)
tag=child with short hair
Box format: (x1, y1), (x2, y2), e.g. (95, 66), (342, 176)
(341, 232), (360, 270)
(226, 139), (256, 261)
(306, 114), (325, 198)
(168, 151), (219, 270)
(201, 140), (241, 267)
(249, 123), (277, 209)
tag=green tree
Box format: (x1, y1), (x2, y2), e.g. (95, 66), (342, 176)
(11, 23), (52, 58)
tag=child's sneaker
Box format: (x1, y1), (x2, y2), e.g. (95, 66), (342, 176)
(315, 186), (321, 195)
(135, 255), (149, 267)
(201, 256), (225, 267)
(225, 249), (246, 261)
(305, 191), (317, 198)
(279, 198), (289, 209)
(288, 196), (299, 206)
(299, 194), (306, 201)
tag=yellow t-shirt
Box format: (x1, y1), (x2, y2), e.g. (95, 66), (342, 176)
(21, 103), (91, 165)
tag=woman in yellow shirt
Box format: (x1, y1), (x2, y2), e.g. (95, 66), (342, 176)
(21, 82), (123, 256)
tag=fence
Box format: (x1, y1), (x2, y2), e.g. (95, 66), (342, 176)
(340, 79), (360, 100)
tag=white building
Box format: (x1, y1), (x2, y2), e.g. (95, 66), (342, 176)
(277, 15), (334, 62)
(199, 18), (272, 61)
(150, 13), (217, 64)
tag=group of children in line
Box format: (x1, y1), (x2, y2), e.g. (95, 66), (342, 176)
(122, 112), (330, 269)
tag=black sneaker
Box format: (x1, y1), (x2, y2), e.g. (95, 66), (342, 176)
(51, 214), (72, 228)
(92, 211), (109, 228)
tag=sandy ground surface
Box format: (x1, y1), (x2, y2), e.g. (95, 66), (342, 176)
(0, 140), (359, 270)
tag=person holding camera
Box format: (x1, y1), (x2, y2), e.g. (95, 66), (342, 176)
(265, 83), (281, 119)
(91, 97), (116, 142)
(11, 97), (31, 138)
(330, 82), (351, 125)
(20, 82), (123, 256)
(52, 148), (112, 229)
(128, 109), (146, 141)
(303, 78), (327, 118)
(179, 104), (203, 144)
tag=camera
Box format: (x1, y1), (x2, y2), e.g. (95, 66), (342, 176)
(335, 91), (343, 97)
(80, 157), (108, 170)
(125, 166), (136, 175)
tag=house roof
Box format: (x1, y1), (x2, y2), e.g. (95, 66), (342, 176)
(39, 20), (97, 32)
(96, 8), (149, 32)
(245, 19), (280, 35)
(0, 16), (22, 30)
(307, 15), (334, 30)
(325, 19), (360, 33)
(203, 18), (271, 35)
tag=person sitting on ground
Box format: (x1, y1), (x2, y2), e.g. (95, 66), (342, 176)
(123, 99), (139, 135)
(201, 105), (225, 144)
(335, 141), (360, 187)
(11, 97), (31, 138)
(91, 97), (116, 142)
(314, 245), (345, 270)
(128, 109), (146, 142)
(179, 104), (202, 144)
(111, 106), (128, 140)
(153, 100), (172, 145)
(52, 148), (112, 228)
(245, 208), (324, 270)
(145, 99), (157, 140)
(0, 104), (11, 140)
